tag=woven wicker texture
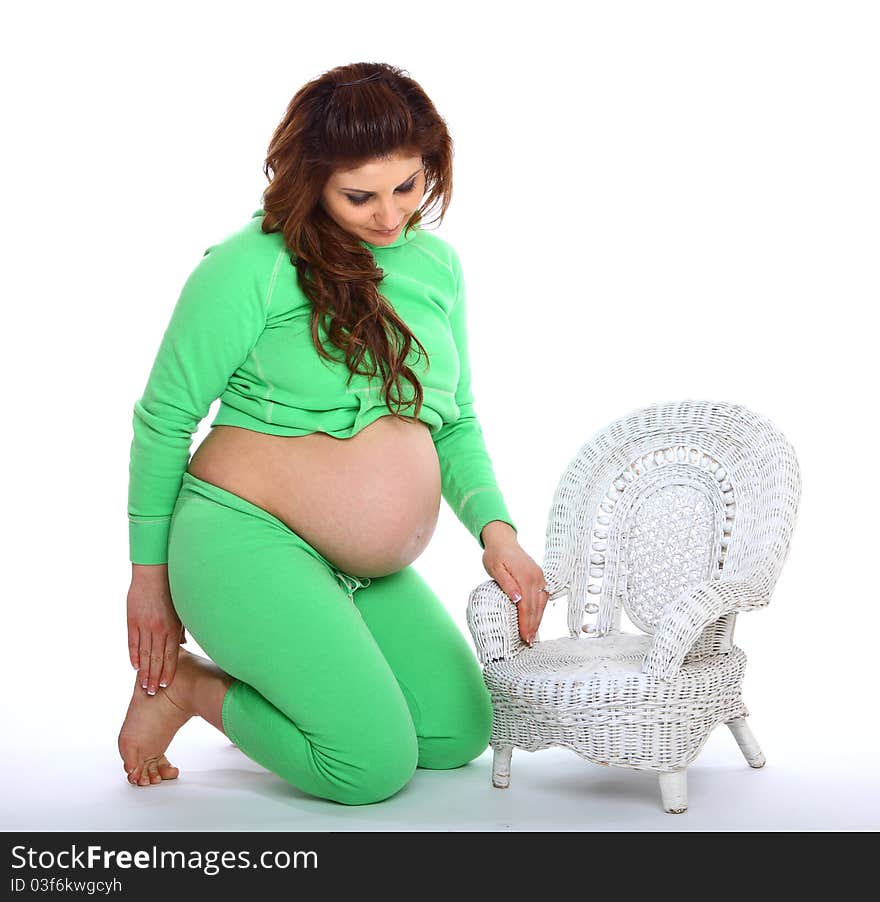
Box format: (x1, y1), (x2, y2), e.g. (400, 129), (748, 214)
(466, 398), (801, 813)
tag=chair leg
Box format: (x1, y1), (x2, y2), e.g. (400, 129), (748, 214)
(726, 716), (766, 768)
(492, 744), (513, 788)
(658, 768), (688, 814)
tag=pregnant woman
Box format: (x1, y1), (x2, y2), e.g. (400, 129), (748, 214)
(118, 61), (549, 806)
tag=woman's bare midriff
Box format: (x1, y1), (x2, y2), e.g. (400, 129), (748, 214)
(185, 416), (442, 578)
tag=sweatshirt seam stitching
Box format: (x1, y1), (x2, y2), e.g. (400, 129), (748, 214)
(412, 243), (454, 275)
(265, 248), (286, 312)
(457, 486), (501, 515)
(254, 248), (285, 423)
(452, 259), (462, 314)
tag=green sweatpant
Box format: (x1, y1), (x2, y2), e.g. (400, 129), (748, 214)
(166, 471), (493, 806)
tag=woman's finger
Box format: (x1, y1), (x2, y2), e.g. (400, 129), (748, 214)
(493, 569), (522, 607)
(146, 638), (165, 695)
(526, 594), (540, 642)
(158, 633), (179, 690)
(128, 622), (140, 671)
(527, 581), (550, 642)
(523, 601), (538, 645)
(137, 629), (151, 691)
(514, 593), (535, 645)
(487, 564), (534, 644)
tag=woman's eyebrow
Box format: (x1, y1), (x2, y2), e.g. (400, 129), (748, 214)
(340, 168), (423, 195)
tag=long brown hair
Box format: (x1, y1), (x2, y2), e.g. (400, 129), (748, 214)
(261, 61), (454, 419)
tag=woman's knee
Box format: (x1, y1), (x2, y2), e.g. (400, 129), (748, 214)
(331, 756), (419, 806)
(314, 719), (421, 806)
(417, 683), (493, 770)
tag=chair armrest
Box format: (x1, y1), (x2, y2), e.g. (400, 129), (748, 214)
(641, 570), (773, 681)
(466, 578), (528, 666)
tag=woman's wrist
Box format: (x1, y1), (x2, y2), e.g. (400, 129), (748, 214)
(480, 520), (517, 549)
(131, 562), (169, 584)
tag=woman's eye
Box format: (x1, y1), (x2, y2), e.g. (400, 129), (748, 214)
(347, 180), (416, 206)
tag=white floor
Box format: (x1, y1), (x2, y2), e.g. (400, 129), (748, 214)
(3, 718), (878, 832)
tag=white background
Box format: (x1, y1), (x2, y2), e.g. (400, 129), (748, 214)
(2, 0), (877, 831)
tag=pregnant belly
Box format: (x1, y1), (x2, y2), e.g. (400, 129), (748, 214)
(186, 417), (442, 577)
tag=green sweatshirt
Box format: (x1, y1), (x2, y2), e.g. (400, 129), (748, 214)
(127, 210), (517, 564)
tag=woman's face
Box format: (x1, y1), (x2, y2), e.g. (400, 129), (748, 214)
(320, 150), (425, 245)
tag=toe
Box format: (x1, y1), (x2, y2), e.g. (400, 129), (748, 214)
(157, 754), (180, 780)
(119, 738), (140, 778)
(148, 761), (161, 784)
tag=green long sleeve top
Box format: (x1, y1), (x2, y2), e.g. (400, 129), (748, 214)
(127, 209), (517, 564)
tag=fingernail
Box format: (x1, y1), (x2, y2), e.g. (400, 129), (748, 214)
(511, 592), (522, 602)
(141, 681), (147, 689)
(147, 688), (156, 696)
(159, 681), (167, 688)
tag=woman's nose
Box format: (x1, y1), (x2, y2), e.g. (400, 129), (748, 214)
(376, 201), (401, 229)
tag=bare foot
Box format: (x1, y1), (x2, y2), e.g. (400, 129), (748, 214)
(118, 650), (195, 787)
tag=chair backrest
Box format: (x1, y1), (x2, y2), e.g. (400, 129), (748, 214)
(541, 399), (802, 638)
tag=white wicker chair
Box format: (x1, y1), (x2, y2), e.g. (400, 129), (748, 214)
(467, 399), (801, 814)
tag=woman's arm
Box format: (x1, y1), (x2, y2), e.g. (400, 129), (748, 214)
(126, 232), (274, 694)
(128, 237), (273, 565)
(431, 247), (518, 549)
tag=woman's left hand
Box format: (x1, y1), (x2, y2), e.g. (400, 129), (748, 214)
(480, 522), (549, 646)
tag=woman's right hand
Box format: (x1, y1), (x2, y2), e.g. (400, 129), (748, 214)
(127, 564), (186, 695)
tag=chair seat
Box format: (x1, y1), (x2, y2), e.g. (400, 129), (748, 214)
(483, 633), (749, 770)
(484, 632), (747, 704)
